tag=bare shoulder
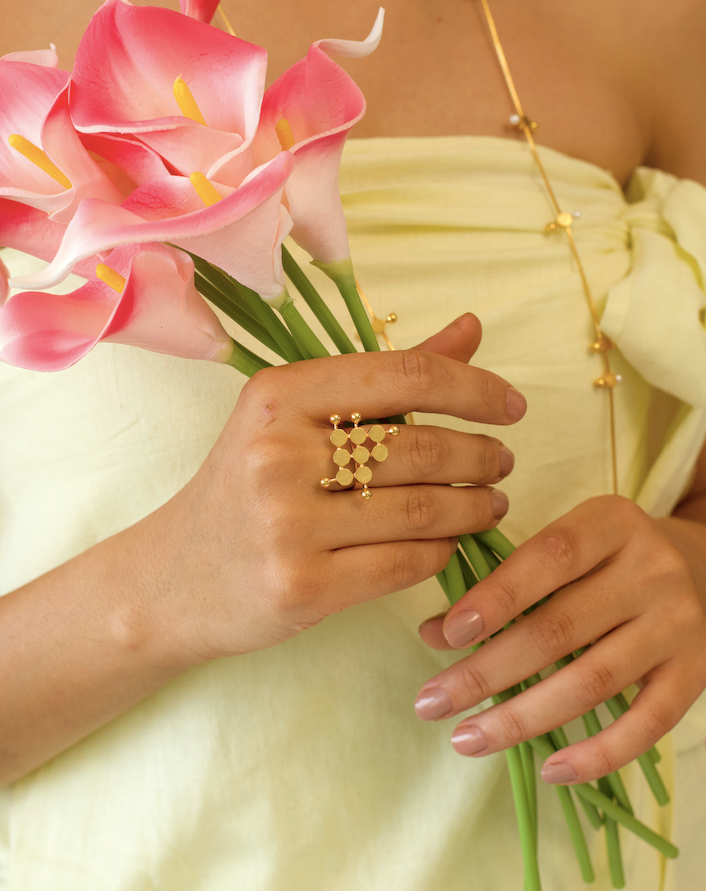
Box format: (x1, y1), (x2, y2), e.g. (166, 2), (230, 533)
(628, 0), (706, 184)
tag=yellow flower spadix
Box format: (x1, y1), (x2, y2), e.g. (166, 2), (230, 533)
(8, 134), (72, 189)
(190, 172), (222, 207)
(96, 264), (126, 294)
(275, 118), (296, 151)
(173, 77), (207, 126)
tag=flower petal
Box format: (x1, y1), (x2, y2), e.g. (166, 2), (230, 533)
(314, 8), (385, 59)
(178, 0), (220, 25)
(0, 255), (9, 306)
(10, 152), (295, 300)
(0, 244), (232, 371)
(0, 45), (59, 68)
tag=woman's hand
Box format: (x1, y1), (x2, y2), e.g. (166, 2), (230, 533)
(139, 313), (525, 664)
(414, 495), (706, 785)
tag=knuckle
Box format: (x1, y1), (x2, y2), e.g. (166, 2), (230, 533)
(458, 661), (493, 703)
(529, 610), (576, 661)
(641, 707), (672, 743)
(592, 747), (617, 779)
(243, 433), (293, 483)
(390, 544), (419, 589)
(275, 557), (327, 623)
(407, 429), (443, 479)
(489, 577), (521, 617)
(390, 350), (440, 397)
(536, 527), (581, 576)
(576, 662), (616, 708)
(475, 371), (506, 415)
(497, 708), (526, 746)
(403, 487), (437, 533)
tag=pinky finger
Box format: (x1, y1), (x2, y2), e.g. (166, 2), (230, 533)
(327, 537), (457, 612)
(540, 662), (691, 786)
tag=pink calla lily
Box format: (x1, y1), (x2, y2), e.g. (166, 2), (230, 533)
(0, 62), (124, 223)
(253, 9), (384, 264)
(79, 133), (172, 199)
(0, 244), (234, 371)
(0, 197), (98, 278)
(10, 152), (295, 305)
(70, 0), (266, 187)
(1, 45), (59, 68)
(178, 0), (220, 25)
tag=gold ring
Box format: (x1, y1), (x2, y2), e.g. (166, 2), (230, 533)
(319, 413), (400, 500)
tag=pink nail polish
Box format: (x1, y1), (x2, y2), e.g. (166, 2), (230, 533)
(541, 761), (577, 784)
(443, 610), (485, 648)
(414, 687), (453, 721)
(506, 386), (527, 421)
(451, 725), (487, 755)
(489, 487), (509, 519)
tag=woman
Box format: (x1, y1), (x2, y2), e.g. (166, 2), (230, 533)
(1, 0), (705, 887)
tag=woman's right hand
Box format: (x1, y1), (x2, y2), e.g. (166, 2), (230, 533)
(137, 313), (526, 665)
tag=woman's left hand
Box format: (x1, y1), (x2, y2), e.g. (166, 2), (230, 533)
(414, 495), (706, 785)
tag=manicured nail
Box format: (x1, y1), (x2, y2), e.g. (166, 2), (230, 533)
(506, 386), (527, 421)
(443, 610), (485, 648)
(541, 761), (577, 784)
(499, 445), (515, 478)
(451, 725), (487, 755)
(415, 687), (453, 721)
(490, 487), (509, 519)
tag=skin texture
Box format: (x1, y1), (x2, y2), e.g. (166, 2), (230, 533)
(0, 0), (706, 789)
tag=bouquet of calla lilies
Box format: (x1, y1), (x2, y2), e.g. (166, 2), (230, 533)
(0, 1), (675, 888)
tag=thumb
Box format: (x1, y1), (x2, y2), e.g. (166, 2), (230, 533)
(412, 312), (482, 363)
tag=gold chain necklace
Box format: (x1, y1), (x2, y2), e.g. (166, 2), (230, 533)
(479, 0), (620, 494)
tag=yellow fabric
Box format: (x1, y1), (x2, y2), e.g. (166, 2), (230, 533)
(2, 135), (706, 890)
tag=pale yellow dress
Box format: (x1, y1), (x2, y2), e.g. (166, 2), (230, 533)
(1, 136), (706, 890)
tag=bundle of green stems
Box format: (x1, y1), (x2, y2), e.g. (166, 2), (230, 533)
(187, 244), (676, 891)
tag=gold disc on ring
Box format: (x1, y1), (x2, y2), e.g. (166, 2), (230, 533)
(351, 445), (370, 464)
(335, 467), (354, 486)
(349, 426), (367, 445)
(368, 424), (386, 443)
(371, 443), (389, 462)
(355, 465), (373, 484)
(330, 428), (348, 447)
(333, 448), (352, 467)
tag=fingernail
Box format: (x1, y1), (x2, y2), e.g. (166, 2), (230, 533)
(443, 610), (485, 648)
(506, 386), (527, 421)
(498, 446), (515, 478)
(490, 487), (509, 519)
(451, 725), (487, 755)
(414, 687), (453, 721)
(541, 761), (577, 784)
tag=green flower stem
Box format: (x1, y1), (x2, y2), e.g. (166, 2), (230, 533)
(312, 258), (380, 353)
(581, 710), (633, 816)
(519, 740), (538, 846)
(549, 725), (604, 830)
(554, 785), (595, 884)
(224, 340), (272, 377)
(528, 736), (678, 858)
(444, 551), (468, 605)
(194, 273), (286, 359)
(474, 527), (516, 560)
(598, 778), (626, 889)
(279, 300), (330, 359)
(435, 570), (451, 601)
(282, 246), (357, 354)
(459, 534), (492, 580)
(457, 548), (479, 591)
(190, 255), (304, 363)
(474, 537), (501, 572)
(505, 744), (543, 891)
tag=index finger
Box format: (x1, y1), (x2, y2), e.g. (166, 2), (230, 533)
(247, 349), (527, 427)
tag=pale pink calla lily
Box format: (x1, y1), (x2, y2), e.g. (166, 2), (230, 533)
(253, 9), (384, 264)
(70, 0), (266, 187)
(0, 198), (98, 278)
(79, 133), (172, 199)
(0, 244), (234, 371)
(1, 45), (59, 68)
(0, 62), (123, 223)
(178, 0), (220, 25)
(10, 152), (295, 305)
